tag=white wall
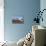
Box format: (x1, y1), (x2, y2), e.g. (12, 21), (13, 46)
(0, 0), (4, 42)
(40, 0), (46, 27)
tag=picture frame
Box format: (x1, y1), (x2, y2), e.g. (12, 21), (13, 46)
(12, 16), (24, 24)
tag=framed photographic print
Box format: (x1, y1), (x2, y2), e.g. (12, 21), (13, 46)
(12, 16), (24, 24)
